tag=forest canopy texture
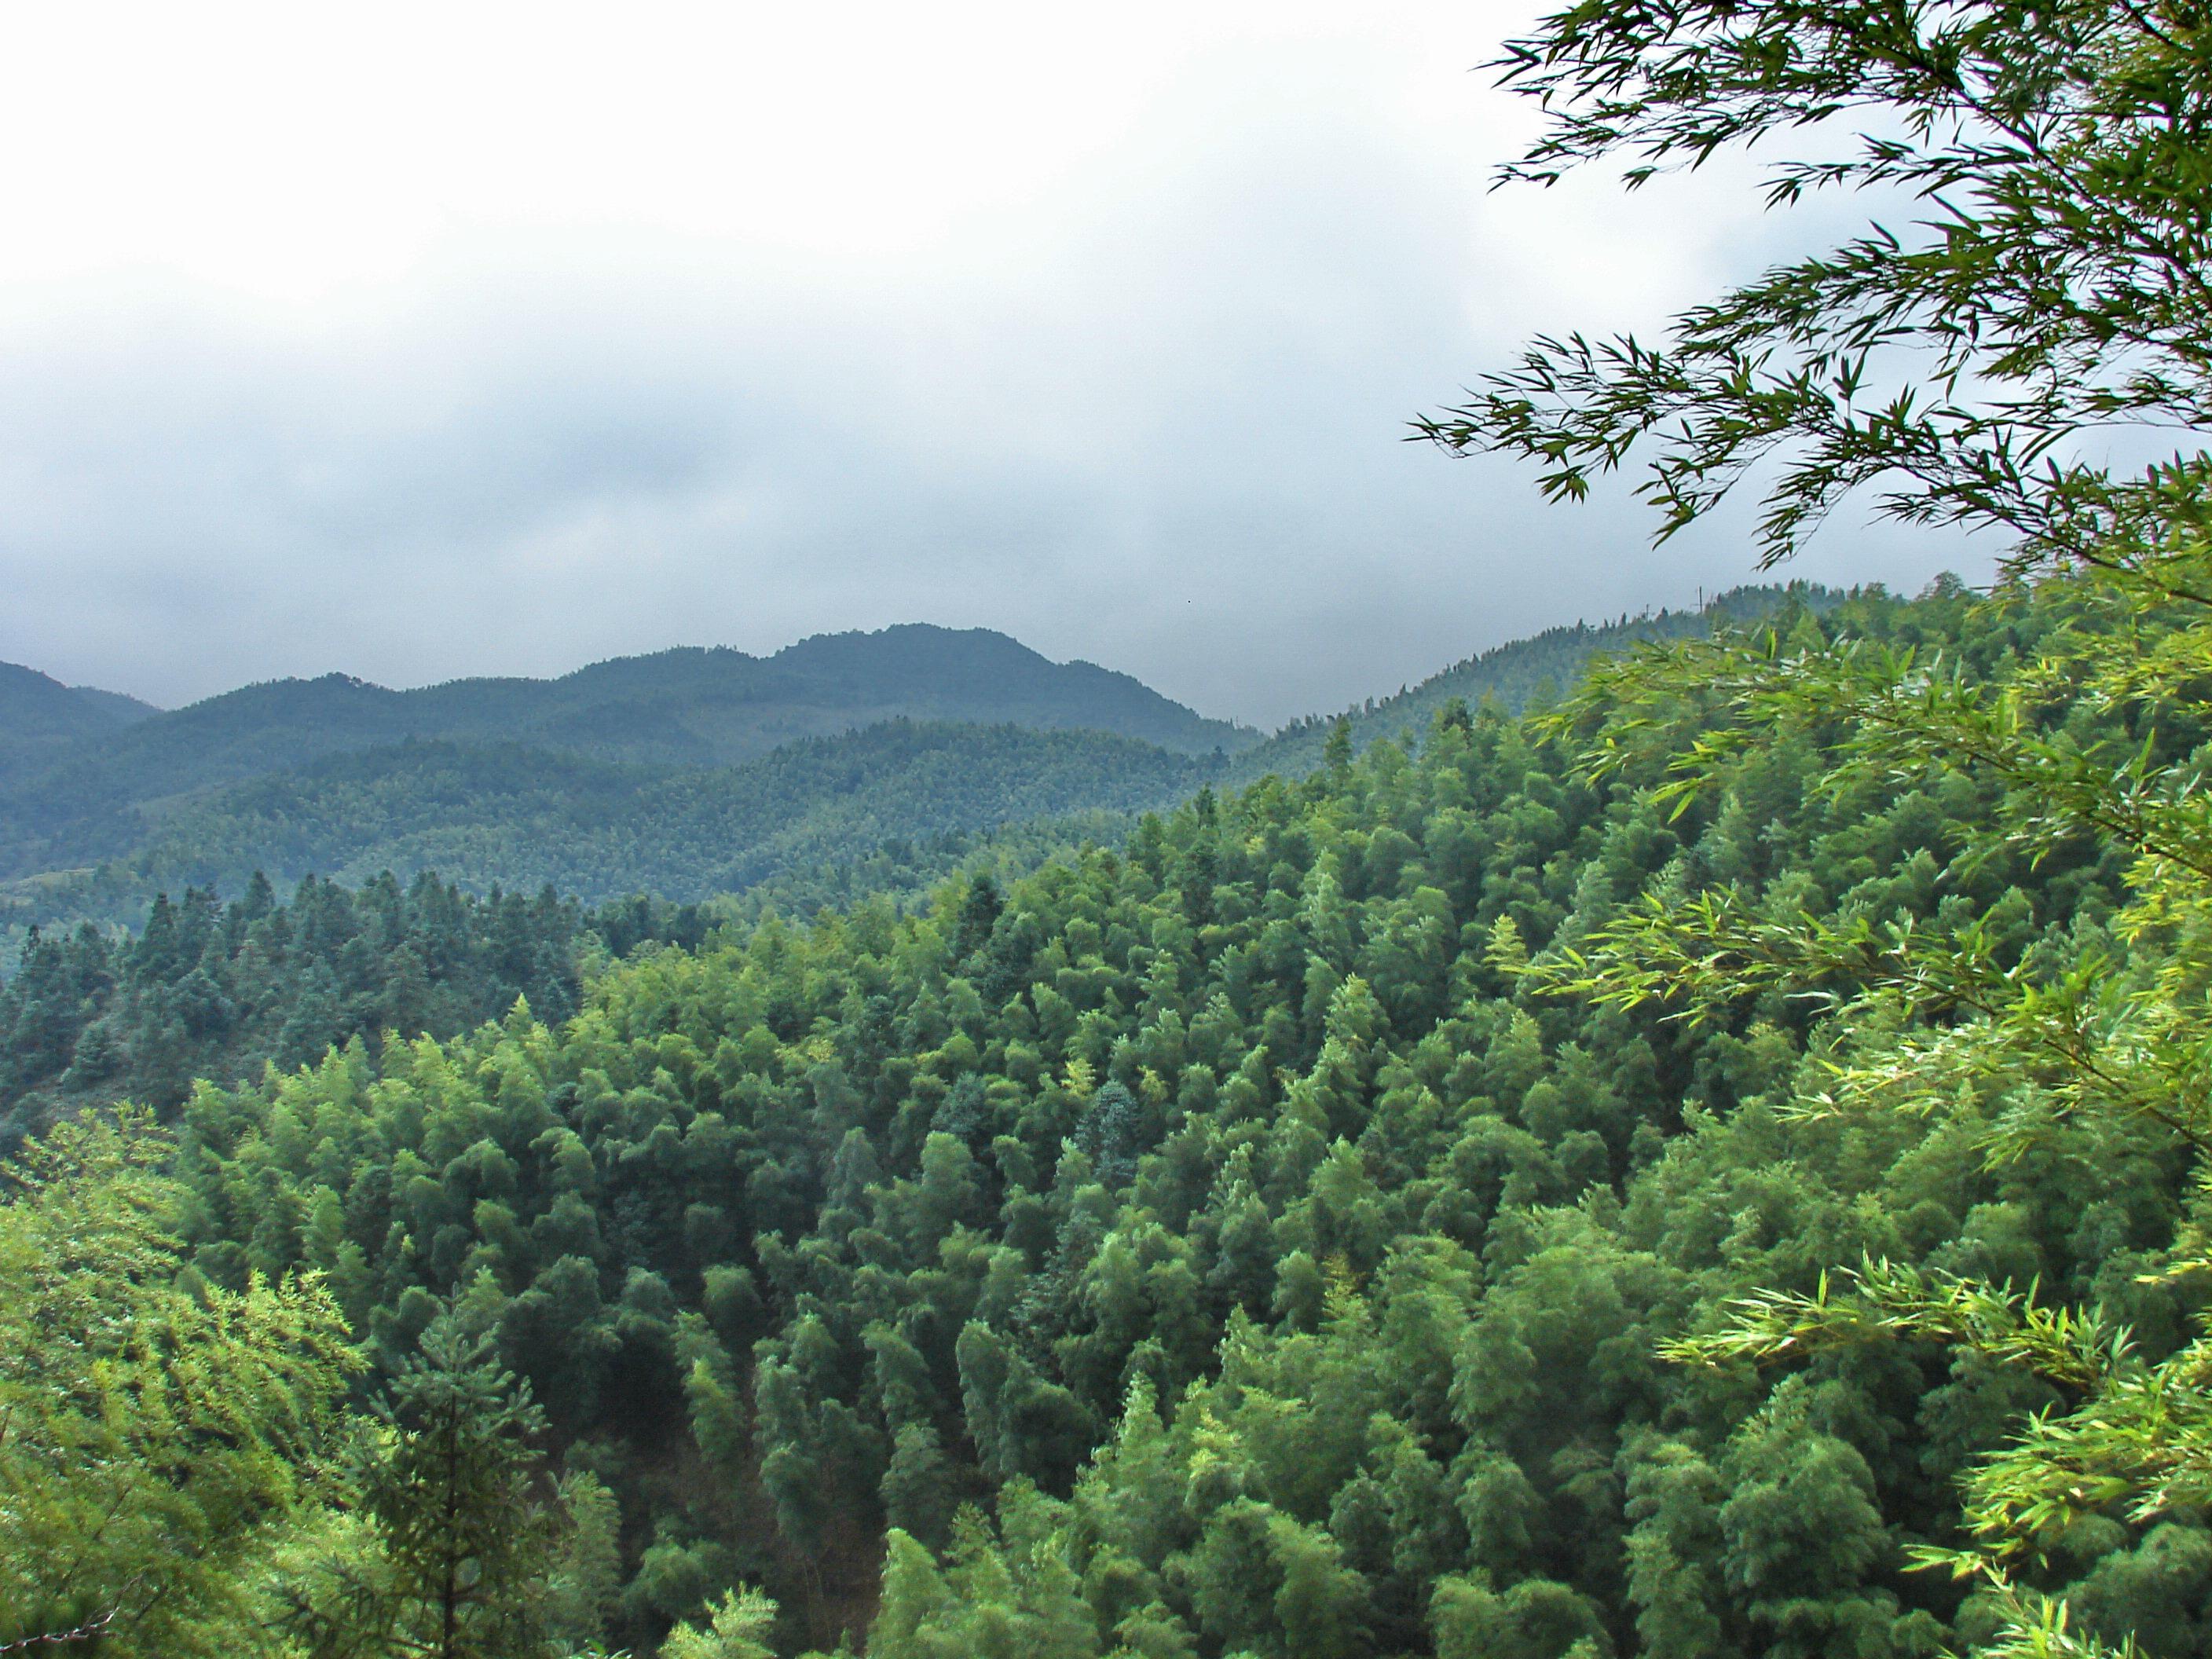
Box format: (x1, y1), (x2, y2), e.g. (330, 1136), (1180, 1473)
(9, 5), (2212, 1659)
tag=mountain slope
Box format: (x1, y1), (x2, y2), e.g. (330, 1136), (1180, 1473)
(1225, 582), (1844, 782)
(2, 589), (1862, 938)
(0, 625), (1254, 876)
(0, 663), (159, 782)
(137, 576), (2188, 1657)
(13, 720), (1208, 911)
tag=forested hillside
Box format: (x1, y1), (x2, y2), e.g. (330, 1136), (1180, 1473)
(0, 589), (1844, 1130)
(78, 579), (2192, 1659)
(0, 808), (1162, 1149)
(1229, 584), (1837, 782)
(20, 721), (1205, 915)
(0, 624), (1251, 884)
(0, 872), (718, 1144)
(0, 661), (159, 784)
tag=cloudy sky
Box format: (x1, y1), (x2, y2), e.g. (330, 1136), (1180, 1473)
(0, 2), (1988, 727)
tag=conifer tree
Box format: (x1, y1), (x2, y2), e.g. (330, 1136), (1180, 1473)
(284, 1306), (560, 1659)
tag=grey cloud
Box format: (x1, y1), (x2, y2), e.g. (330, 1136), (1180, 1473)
(0, 74), (1990, 727)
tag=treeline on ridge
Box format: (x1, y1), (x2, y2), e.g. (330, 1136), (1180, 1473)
(0, 720), (1217, 942)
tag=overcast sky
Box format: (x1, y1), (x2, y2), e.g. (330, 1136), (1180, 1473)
(0, 2), (1990, 727)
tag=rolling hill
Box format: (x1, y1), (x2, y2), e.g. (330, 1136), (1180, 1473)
(0, 587), (1848, 944)
(88, 720), (1213, 906)
(1224, 582), (1843, 782)
(0, 624), (1255, 878)
(0, 662), (160, 785)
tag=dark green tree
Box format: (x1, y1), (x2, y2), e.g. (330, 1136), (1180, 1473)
(285, 1307), (560, 1659)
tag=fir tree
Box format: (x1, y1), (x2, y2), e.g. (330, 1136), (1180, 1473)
(284, 1306), (560, 1659)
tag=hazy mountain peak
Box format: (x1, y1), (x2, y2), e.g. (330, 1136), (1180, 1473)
(0, 623), (1256, 877)
(0, 661), (160, 749)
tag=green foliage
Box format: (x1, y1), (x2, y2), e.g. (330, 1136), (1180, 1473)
(1227, 584), (1832, 780)
(1423, 2), (2212, 1653)
(13, 570), (2210, 1657)
(1419, 2), (2212, 577)
(867, 1492), (1095, 1659)
(0, 869), (712, 1140)
(279, 1304), (566, 1659)
(25, 2), (2212, 1654)
(98, 574), (2192, 1656)
(24, 39), (2212, 1635)
(549, 1470), (626, 1653)
(662, 1584), (781, 1659)
(86, 723), (1214, 910)
(0, 1109), (357, 1657)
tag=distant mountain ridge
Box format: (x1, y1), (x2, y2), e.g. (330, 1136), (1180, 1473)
(0, 587), (1848, 943)
(0, 661), (159, 743)
(0, 624), (1257, 875)
(0, 663), (161, 789)
(1225, 582), (1846, 782)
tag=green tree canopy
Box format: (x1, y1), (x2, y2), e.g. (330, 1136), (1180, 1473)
(0, 1110), (357, 1657)
(1427, 2), (2212, 1654)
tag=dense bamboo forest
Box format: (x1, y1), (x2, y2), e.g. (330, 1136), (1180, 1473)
(11, 573), (2206, 1658)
